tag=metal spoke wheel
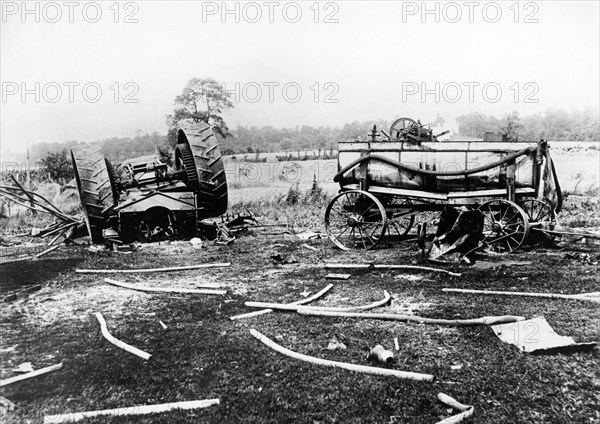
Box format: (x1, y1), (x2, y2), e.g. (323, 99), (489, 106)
(478, 199), (529, 253)
(325, 190), (388, 250)
(389, 117), (418, 140)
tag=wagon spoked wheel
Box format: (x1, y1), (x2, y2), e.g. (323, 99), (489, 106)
(384, 197), (415, 237)
(389, 117), (418, 140)
(478, 199), (529, 254)
(520, 199), (553, 224)
(325, 190), (388, 250)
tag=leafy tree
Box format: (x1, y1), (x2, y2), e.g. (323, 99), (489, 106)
(40, 149), (74, 184)
(500, 111), (524, 142)
(166, 77), (234, 146)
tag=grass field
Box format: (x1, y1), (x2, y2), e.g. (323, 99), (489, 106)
(0, 144), (598, 423)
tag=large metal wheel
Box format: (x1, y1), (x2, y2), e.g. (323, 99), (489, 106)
(175, 121), (227, 218)
(389, 117), (418, 141)
(520, 198), (553, 225)
(71, 147), (118, 243)
(478, 199), (529, 253)
(325, 190), (388, 250)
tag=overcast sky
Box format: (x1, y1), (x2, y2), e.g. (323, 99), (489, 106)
(1, 0), (599, 157)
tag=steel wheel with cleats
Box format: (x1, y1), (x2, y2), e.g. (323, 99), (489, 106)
(325, 190), (388, 250)
(478, 199), (529, 253)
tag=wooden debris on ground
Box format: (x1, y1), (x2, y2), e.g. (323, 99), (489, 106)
(43, 398), (220, 423)
(103, 278), (227, 296)
(297, 310), (524, 326)
(250, 329), (434, 382)
(229, 283), (334, 321)
(245, 291), (391, 313)
(76, 263), (231, 274)
(325, 273), (351, 280)
(95, 312), (151, 360)
(0, 363), (63, 387)
(325, 263), (461, 277)
(442, 288), (600, 303)
(435, 393), (474, 424)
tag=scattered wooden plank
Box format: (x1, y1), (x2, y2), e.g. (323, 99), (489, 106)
(325, 263), (461, 277)
(435, 393), (474, 424)
(229, 283), (334, 321)
(0, 363), (62, 387)
(302, 243), (317, 251)
(442, 288), (600, 303)
(104, 278), (227, 296)
(76, 263), (231, 274)
(245, 291), (391, 312)
(250, 329), (434, 382)
(296, 310), (524, 326)
(43, 398), (220, 423)
(326, 273), (351, 280)
(33, 245), (60, 259)
(95, 312), (151, 360)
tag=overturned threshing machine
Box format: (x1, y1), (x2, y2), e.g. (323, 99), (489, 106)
(71, 121), (228, 244)
(325, 117), (563, 253)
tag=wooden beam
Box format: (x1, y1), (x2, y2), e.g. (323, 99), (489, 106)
(0, 363), (62, 387)
(104, 278), (226, 296)
(230, 283), (334, 321)
(250, 329), (434, 382)
(95, 312), (151, 360)
(325, 263), (461, 277)
(296, 310), (524, 326)
(245, 291), (391, 312)
(442, 288), (600, 303)
(76, 263), (231, 274)
(43, 399), (220, 423)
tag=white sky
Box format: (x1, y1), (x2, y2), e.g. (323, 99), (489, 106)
(1, 0), (599, 156)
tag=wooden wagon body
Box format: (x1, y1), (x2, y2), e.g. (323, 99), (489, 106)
(324, 123), (562, 253)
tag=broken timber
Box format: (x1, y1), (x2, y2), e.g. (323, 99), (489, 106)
(250, 329), (434, 382)
(0, 363), (63, 387)
(325, 263), (461, 277)
(296, 310), (524, 326)
(43, 399), (220, 423)
(76, 263), (231, 274)
(435, 393), (474, 424)
(95, 312), (151, 360)
(245, 291), (391, 312)
(442, 288), (600, 304)
(104, 278), (226, 296)
(230, 284), (334, 320)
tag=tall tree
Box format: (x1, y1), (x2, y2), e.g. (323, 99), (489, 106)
(166, 77), (234, 146)
(40, 149), (75, 184)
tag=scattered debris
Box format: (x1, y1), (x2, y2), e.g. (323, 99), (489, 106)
(159, 321), (168, 330)
(75, 262), (231, 274)
(88, 245), (107, 252)
(393, 337), (400, 351)
(325, 263), (461, 277)
(245, 291), (391, 313)
(429, 207), (484, 262)
(442, 288), (600, 303)
(95, 312), (151, 360)
(33, 244), (61, 259)
(471, 260), (532, 270)
(367, 345), (394, 364)
(435, 392), (473, 424)
(271, 253), (298, 264)
(0, 397), (15, 415)
(0, 363), (63, 387)
(327, 335), (347, 351)
(229, 284), (334, 320)
(3, 284), (42, 302)
(491, 316), (598, 354)
(450, 365), (462, 370)
(296, 231), (326, 240)
(189, 237), (204, 249)
(302, 243), (317, 251)
(296, 310), (525, 326)
(103, 278), (227, 296)
(13, 362), (34, 373)
(300, 290), (311, 297)
(249, 329), (434, 382)
(326, 273), (351, 280)
(43, 398), (220, 423)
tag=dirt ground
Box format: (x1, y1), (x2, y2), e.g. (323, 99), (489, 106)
(1, 222), (599, 423)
